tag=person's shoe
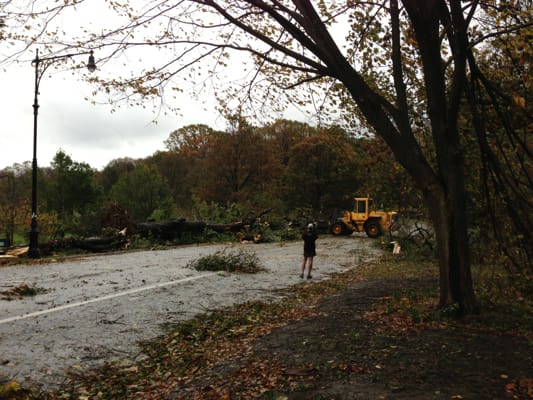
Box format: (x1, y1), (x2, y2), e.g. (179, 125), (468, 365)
(300, 273), (304, 279)
(307, 274), (312, 279)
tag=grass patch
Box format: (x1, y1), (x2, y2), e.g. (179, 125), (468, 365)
(357, 255), (533, 335)
(357, 252), (439, 281)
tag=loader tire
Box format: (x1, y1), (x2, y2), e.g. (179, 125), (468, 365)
(365, 222), (382, 238)
(331, 222), (345, 236)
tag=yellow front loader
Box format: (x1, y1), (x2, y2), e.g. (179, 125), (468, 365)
(330, 197), (398, 238)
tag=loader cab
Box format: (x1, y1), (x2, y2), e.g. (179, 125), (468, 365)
(354, 197), (370, 218)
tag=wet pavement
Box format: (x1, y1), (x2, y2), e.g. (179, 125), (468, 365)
(0, 236), (380, 389)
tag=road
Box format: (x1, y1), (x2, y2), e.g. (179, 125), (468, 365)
(0, 236), (379, 390)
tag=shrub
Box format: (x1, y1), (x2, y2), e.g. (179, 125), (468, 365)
(187, 249), (264, 273)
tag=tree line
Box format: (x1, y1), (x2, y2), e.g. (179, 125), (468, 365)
(0, 118), (416, 244)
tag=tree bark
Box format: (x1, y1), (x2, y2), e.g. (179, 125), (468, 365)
(425, 185), (476, 313)
(136, 219), (206, 239)
(299, 0), (478, 314)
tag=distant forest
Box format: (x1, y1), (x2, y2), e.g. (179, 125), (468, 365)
(1, 118), (416, 243)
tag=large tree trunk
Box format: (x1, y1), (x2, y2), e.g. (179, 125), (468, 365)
(309, 0), (478, 313)
(425, 186), (476, 314)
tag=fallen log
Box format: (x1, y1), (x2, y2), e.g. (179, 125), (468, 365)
(136, 218), (206, 240)
(135, 208), (273, 240)
(206, 222), (246, 233)
(206, 208), (273, 234)
(40, 236), (128, 254)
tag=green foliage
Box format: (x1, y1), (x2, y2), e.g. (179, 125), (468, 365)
(43, 150), (101, 217)
(190, 195), (243, 223)
(126, 235), (159, 251)
(187, 249), (264, 273)
(98, 158), (137, 195)
(148, 208), (172, 222)
(196, 123), (276, 204)
(32, 210), (62, 242)
(284, 129), (360, 214)
(353, 137), (419, 213)
(254, 225), (284, 243)
(109, 164), (174, 222)
(34, 150), (104, 238)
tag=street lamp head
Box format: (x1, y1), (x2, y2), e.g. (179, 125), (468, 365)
(87, 50), (97, 72)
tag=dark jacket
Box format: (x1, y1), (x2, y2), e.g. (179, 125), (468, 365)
(302, 231), (318, 257)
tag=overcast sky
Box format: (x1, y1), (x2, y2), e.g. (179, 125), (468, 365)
(0, 1), (227, 171)
(0, 58), (227, 171)
(0, 1), (320, 172)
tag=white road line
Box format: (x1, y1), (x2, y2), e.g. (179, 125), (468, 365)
(0, 272), (218, 325)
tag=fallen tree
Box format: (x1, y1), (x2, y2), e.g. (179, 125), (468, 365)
(40, 236), (129, 254)
(1, 208), (276, 258)
(136, 209), (273, 241)
(136, 218), (207, 240)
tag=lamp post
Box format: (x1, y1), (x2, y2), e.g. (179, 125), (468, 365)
(28, 49), (97, 259)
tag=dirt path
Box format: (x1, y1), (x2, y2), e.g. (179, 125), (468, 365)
(0, 236), (379, 390)
(155, 278), (532, 400)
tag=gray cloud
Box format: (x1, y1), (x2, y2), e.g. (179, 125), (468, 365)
(0, 64), (219, 170)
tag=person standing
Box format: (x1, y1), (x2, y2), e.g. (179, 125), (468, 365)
(301, 223), (318, 279)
